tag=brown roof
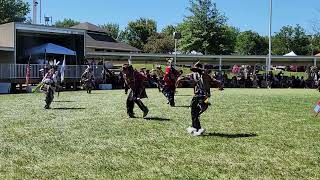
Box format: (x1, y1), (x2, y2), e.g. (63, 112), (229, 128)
(315, 53), (320, 57)
(72, 22), (141, 52)
(71, 22), (107, 33)
(85, 34), (141, 52)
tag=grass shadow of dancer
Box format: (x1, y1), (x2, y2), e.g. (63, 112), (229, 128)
(144, 117), (170, 121)
(173, 105), (190, 108)
(204, 132), (257, 138)
(53, 101), (75, 103)
(52, 107), (86, 110)
(175, 95), (193, 97)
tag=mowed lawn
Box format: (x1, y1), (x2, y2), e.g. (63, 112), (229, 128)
(0, 88), (319, 179)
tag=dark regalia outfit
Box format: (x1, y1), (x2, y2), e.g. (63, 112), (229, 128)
(81, 66), (95, 94)
(162, 63), (180, 107)
(186, 62), (223, 136)
(122, 64), (149, 118)
(42, 67), (58, 109)
(152, 65), (164, 92)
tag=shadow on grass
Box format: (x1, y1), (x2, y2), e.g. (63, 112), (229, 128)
(144, 117), (170, 121)
(174, 105), (190, 108)
(52, 107), (86, 110)
(204, 132), (257, 138)
(53, 101), (75, 103)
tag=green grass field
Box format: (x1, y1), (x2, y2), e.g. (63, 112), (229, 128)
(0, 89), (319, 179)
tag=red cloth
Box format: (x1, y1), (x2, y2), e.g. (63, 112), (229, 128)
(125, 70), (148, 99)
(163, 66), (179, 87)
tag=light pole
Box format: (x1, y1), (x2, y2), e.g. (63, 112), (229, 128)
(311, 34), (314, 56)
(266, 0), (273, 88)
(33, 0), (38, 24)
(268, 0), (272, 72)
(173, 32), (181, 68)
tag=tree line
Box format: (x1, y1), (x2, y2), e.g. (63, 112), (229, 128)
(1, 0), (320, 55)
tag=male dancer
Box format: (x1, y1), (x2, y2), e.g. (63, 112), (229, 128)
(162, 60), (180, 106)
(122, 64), (149, 118)
(42, 65), (58, 109)
(81, 66), (95, 94)
(183, 62), (223, 136)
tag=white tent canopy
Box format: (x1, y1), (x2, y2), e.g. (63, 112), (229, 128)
(283, 51), (297, 56)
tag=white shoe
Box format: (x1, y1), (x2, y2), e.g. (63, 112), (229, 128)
(193, 128), (206, 136)
(198, 128), (206, 134)
(187, 127), (197, 134)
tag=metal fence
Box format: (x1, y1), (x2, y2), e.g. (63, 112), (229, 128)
(0, 64), (117, 80)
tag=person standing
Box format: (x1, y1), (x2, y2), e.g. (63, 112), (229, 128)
(122, 64), (149, 118)
(162, 60), (180, 106)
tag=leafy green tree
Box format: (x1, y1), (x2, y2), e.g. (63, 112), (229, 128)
(310, 33), (320, 55)
(177, 0), (234, 55)
(161, 25), (176, 36)
(272, 25), (310, 55)
(236, 30), (268, 55)
(100, 23), (120, 39)
(143, 33), (174, 53)
(55, 18), (80, 28)
(120, 18), (157, 50)
(219, 25), (239, 55)
(0, 0), (30, 24)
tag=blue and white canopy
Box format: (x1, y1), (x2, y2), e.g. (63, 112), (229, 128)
(26, 43), (76, 56)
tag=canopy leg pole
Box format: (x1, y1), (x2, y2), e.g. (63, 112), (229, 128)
(314, 58), (317, 67)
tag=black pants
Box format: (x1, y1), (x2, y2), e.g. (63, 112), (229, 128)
(45, 87), (54, 109)
(191, 96), (209, 130)
(163, 86), (175, 106)
(126, 90), (148, 115)
(84, 81), (93, 93)
(157, 79), (164, 92)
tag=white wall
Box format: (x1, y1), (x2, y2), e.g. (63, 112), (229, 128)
(0, 23), (15, 48)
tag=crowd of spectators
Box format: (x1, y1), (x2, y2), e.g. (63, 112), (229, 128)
(214, 65), (319, 88)
(92, 64), (320, 89)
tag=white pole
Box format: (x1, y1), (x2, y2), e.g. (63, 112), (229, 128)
(219, 57), (222, 72)
(266, 58), (268, 81)
(174, 39), (177, 68)
(268, 0), (273, 71)
(33, 0), (38, 24)
(39, 0), (42, 24)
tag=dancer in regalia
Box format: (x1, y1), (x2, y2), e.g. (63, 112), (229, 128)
(42, 65), (58, 109)
(162, 60), (180, 107)
(182, 62), (223, 136)
(122, 64), (149, 118)
(81, 66), (95, 94)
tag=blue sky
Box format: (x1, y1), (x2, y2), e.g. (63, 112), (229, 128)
(26, 0), (319, 35)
